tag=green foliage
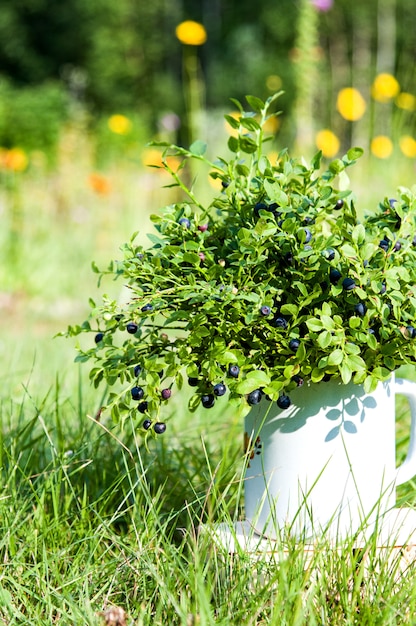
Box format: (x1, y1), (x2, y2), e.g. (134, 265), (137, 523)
(67, 93), (416, 436)
(0, 78), (69, 157)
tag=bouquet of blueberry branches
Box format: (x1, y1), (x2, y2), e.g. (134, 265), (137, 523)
(67, 93), (416, 436)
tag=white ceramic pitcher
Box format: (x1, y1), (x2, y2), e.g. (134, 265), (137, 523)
(244, 375), (416, 540)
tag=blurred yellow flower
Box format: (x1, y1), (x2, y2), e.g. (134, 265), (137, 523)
(263, 115), (280, 134)
(336, 87), (366, 121)
(371, 73), (400, 102)
(370, 135), (393, 159)
(175, 21), (207, 46)
(108, 114), (132, 135)
(396, 92), (416, 111)
(315, 129), (340, 157)
(141, 148), (181, 172)
(0, 147), (28, 172)
(399, 135), (416, 158)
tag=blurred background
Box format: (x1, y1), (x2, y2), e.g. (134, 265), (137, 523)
(1, 0), (416, 401)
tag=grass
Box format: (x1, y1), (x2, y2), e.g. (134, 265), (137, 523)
(2, 125), (416, 623)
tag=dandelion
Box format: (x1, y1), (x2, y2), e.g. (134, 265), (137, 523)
(336, 87), (366, 121)
(315, 129), (340, 157)
(399, 136), (416, 158)
(371, 135), (393, 159)
(396, 92), (416, 111)
(371, 73), (400, 103)
(108, 114), (132, 135)
(88, 173), (111, 195)
(175, 20), (207, 46)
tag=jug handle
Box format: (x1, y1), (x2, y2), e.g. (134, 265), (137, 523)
(395, 378), (416, 485)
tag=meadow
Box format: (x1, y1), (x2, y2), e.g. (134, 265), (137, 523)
(2, 117), (416, 624)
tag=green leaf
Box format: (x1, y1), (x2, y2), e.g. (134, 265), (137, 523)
(327, 349), (344, 366)
(224, 114), (240, 130)
(235, 370), (271, 394)
(228, 136), (239, 153)
(339, 361), (353, 384)
(346, 147), (364, 162)
(306, 318), (323, 332)
(189, 140), (207, 156)
(245, 95), (264, 112)
(318, 330), (332, 349)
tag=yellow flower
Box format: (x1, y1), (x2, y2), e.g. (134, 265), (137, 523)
(266, 75), (282, 92)
(175, 21), (207, 46)
(315, 129), (340, 158)
(108, 114), (132, 135)
(0, 147), (28, 172)
(263, 115), (280, 135)
(399, 135), (416, 158)
(88, 173), (111, 196)
(336, 87), (366, 121)
(371, 73), (400, 102)
(141, 148), (181, 172)
(370, 135), (393, 159)
(396, 92), (416, 111)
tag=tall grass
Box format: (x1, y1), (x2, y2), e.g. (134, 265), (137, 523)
(1, 123), (416, 623)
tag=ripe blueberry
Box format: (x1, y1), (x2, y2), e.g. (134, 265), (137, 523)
(141, 303), (153, 313)
(247, 389), (262, 405)
(379, 238), (390, 252)
(161, 388), (172, 400)
(354, 302), (366, 317)
(133, 365), (142, 377)
(393, 241), (401, 252)
(188, 377), (199, 387)
(292, 375), (304, 386)
(254, 202), (268, 217)
(325, 248), (336, 261)
(277, 394), (291, 410)
(228, 364), (240, 378)
(131, 386), (144, 400)
(272, 316), (288, 329)
(342, 277), (356, 291)
(260, 305), (271, 316)
(303, 228), (312, 243)
(142, 419), (152, 430)
(213, 383), (226, 397)
(178, 217), (190, 228)
(329, 268), (341, 284)
(94, 332), (104, 343)
(126, 322), (138, 334)
(201, 393), (215, 409)
(138, 401), (148, 414)
(154, 422), (167, 434)
(289, 338), (300, 352)
(334, 199), (344, 210)
(406, 326), (416, 339)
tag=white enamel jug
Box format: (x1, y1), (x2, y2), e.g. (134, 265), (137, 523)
(244, 375), (416, 540)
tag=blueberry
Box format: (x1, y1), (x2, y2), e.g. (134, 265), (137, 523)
(138, 401), (148, 414)
(334, 199), (344, 210)
(228, 364), (240, 378)
(188, 377), (199, 387)
(292, 375), (304, 386)
(289, 338), (300, 352)
(94, 332), (104, 343)
(247, 389), (262, 405)
(260, 305), (271, 316)
(406, 326), (416, 339)
(354, 302), (366, 317)
(342, 277), (356, 291)
(154, 422), (167, 434)
(329, 268), (342, 284)
(141, 303), (153, 313)
(213, 383), (227, 397)
(126, 322), (138, 334)
(393, 241), (401, 252)
(254, 202), (268, 217)
(161, 388), (172, 400)
(201, 393), (215, 409)
(303, 228), (312, 243)
(277, 394), (291, 410)
(142, 419), (152, 430)
(198, 224), (208, 232)
(379, 238), (390, 252)
(389, 198), (397, 207)
(133, 365), (142, 377)
(272, 316), (288, 329)
(131, 386), (144, 400)
(178, 217), (190, 228)
(325, 248), (336, 261)
(380, 282), (387, 295)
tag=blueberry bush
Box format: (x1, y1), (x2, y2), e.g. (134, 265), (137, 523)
(67, 93), (416, 436)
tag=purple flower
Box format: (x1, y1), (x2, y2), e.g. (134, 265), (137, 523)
(311, 0), (333, 11)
